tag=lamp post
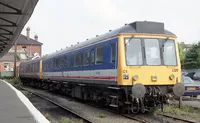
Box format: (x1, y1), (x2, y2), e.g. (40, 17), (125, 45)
(14, 40), (17, 77)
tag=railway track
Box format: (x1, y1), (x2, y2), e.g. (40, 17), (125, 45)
(18, 86), (199, 123)
(18, 86), (92, 123)
(18, 86), (149, 123)
(158, 113), (197, 123)
(86, 103), (148, 123)
(182, 98), (200, 101)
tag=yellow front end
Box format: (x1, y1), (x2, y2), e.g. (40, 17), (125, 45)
(39, 60), (43, 79)
(117, 34), (181, 86)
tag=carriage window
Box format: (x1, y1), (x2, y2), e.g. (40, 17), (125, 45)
(111, 43), (116, 63)
(91, 50), (95, 65)
(84, 50), (90, 65)
(70, 54), (74, 67)
(56, 58), (60, 68)
(125, 38), (143, 65)
(66, 55), (70, 67)
(53, 59), (57, 69)
(62, 56), (67, 67)
(33, 63), (35, 72)
(144, 39), (161, 65)
(74, 52), (82, 66)
(95, 46), (103, 64)
(163, 40), (177, 66)
(57, 57), (65, 68)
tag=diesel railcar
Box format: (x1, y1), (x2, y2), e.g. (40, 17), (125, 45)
(19, 21), (185, 113)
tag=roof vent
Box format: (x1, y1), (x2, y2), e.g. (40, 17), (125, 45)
(34, 34), (38, 41)
(125, 23), (127, 25)
(96, 35), (98, 37)
(109, 30), (112, 32)
(129, 21), (164, 34)
(86, 39), (89, 40)
(26, 27), (30, 40)
(77, 42), (79, 44)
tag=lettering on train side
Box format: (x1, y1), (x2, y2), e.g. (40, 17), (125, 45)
(123, 70), (127, 73)
(172, 69), (178, 72)
(96, 72), (100, 75)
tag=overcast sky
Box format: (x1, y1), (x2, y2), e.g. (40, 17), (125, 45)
(21, 0), (200, 55)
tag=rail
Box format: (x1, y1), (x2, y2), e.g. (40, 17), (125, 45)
(18, 87), (92, 123)
(158, 113), (197, 123)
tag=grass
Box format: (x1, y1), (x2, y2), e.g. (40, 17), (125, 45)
(154, 104), (200, 118)
(42, 112), (53, 122)
(59, 117), (83, 123)
(6, 77), (21, 86)
(98, 113), (106, 118)
(42, 112), (84, 123)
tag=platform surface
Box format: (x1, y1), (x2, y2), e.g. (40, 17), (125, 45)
(0, 80), (37, 123)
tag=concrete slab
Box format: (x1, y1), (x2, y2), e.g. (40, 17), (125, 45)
(0, 80), (49, 123)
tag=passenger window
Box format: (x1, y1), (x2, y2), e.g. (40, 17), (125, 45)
(110, 43), (116, 63)
(90, 50), (95, 65)
(70, 54), (74, 67)
(53, 59), (57, 69)
(74, 52), (82, 66)
(95, 46), (103, 64)
(84, 50), (90, 66)
(66, 55), (70, 67)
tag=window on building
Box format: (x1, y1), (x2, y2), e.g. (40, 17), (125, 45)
(22, 46), (27, 52)
(95, 46), (103, 64)
(4, 63), (10, 71)
(84, 50), (90, 65)
(110, 43), (116, 63)
(74, 52), (82, 66)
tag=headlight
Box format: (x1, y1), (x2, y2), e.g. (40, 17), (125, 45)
(133, 75), (138, 81)
(123, 74), (129, 79)
(169, 74), (175, 80)
(151, 76), (157, 81)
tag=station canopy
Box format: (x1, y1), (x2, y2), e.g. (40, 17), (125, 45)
(0, 0), (39, 57)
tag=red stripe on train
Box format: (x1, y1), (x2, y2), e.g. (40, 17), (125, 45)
(42, 76), (117, 80)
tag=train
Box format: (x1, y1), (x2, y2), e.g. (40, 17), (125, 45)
(19, 21), (185, 113)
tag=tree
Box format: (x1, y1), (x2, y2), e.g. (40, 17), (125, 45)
(178, 43), (184, 65)
(183, 42), (200, 69)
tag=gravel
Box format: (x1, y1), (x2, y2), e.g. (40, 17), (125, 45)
(21, 86), (140, 123)
(21, 90), (86, 123)
(21, 86), (200, 123)
(170, 96), (200, 108)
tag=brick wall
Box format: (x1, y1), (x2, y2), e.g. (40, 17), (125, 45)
(0, 44), (42, 73)
(0, 62), (20, 72)
(11, 44), (42, 57)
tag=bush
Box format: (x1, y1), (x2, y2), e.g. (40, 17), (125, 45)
(6, 77), (21, 86)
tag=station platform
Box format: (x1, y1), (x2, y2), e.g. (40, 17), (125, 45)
(0, 80), (49, 123)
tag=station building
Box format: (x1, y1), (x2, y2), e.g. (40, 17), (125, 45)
(0, 27), (42, 77)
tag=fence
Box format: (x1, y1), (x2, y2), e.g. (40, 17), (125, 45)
(182, 69), (200, 73)
(0, 71), (14, 78)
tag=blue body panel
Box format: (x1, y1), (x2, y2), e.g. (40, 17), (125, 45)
(42, 37), (118, 72)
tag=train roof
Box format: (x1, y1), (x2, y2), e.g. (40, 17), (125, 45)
(22, 21), (177, 63)
(20, 58), (41, 65)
